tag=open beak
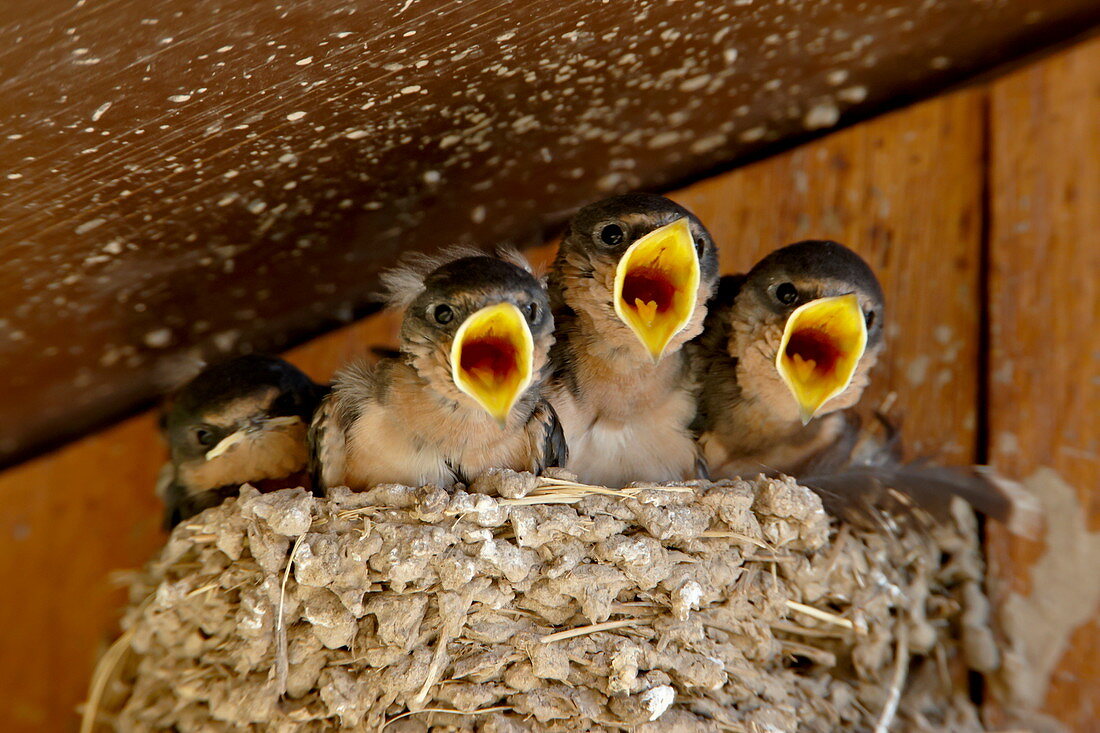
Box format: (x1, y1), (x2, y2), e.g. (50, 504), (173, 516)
(450, 302), (534, 427)
(205, 415), (303, 460)
(613, 217), (701, 362)
(775, 294), (868, 424)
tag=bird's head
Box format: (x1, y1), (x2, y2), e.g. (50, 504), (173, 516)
(725, 240), (885, 424)
(384, 250), (553, 427)
(552, 193), (719, 362)
(161, 355), (320, 491)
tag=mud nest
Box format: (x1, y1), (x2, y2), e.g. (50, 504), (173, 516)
(97, 471), (999, 731)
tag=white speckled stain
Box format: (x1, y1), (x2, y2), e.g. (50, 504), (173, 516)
(739, 126), (767, 142)
(286, 111), (306, 121)
(91, 102), (111, 122)
(143, 328), (172, 348)
(838, 85), (868, 103)
(642, 685), (675, 721)
(296, 56), (314, 66)
(75, 218), (106, 234)
(803, 100), (840, 129)
(167, 94), (192, 103)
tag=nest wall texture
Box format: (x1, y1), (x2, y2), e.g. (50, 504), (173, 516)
(105, 471), (996, 731)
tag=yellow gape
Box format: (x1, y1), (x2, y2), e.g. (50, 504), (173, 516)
(613, 217), (701, 362)
(775, 293), (868, 424)
(450, 302), (535, 427)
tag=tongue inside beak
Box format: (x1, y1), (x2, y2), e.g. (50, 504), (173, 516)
(451, 302), (535, 426)
(613, 217), (701, 362)
(775, 293), (868, 424)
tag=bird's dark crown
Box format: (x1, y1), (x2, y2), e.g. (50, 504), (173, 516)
(564, 193), (714, 257)
(746, 240), (883, 304)
(165, 355), (318, 428)
(422, 256), (544, 303)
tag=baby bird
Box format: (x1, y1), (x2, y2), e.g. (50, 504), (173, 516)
(311, 249), (566, 490)
(547, 193), (719, 485)
(693, 240), (884, 479)
(157, 354), (327, 528)
(692, 240), (1037, 533)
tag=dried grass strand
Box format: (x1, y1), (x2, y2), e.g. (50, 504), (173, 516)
(274, 533), (306, 696)
(539, 618), (645, 644)
(872, 622), (910, 733)
(785, 600), (855, 630)
(79, 627), (135, 733)
(378, 705), (512, 731)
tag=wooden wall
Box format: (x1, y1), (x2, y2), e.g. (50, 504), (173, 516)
(0, 36), (1096, 733)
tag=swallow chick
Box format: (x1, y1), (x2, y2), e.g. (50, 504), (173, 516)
(693, 240), (1038, 534)
(693, 240), (884, 479)
(547, 193), (719, 485)
(158, 354), (328, 528)
(311, 249), (567, 491)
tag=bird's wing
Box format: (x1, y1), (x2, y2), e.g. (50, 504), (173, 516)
(531, 399), (569, 472)
(802, 461), (1040, 537)
(308, 391), (346, 495)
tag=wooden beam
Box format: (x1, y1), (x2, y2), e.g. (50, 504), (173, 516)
(1, 0), (1097, 467)
(985, 38), (1100, 730)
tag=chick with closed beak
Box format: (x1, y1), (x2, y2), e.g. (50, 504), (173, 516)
(310, 248), (566, 491)
(157, 354), (328, 528)
(547, 193), (719, 486)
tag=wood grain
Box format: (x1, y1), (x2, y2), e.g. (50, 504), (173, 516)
(1, 0), (1097, 469)
(674, 88), (985, 461)
(985, 37), (1100, 730)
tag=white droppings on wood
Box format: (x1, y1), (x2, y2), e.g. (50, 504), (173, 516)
(803, 100), (840, 129)
(286, 111), (306, 121)
(838, 85), (868, 103)
(143, 328), (172, 348)
(167, 94), (192, 103)
(296, 56), (314, 66)
(91, 102), (112, 122)
(75, 218), (106, 234)
(740, 126), (767, 142)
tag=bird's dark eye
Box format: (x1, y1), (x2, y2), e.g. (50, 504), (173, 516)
(694, 236), (705, 256)
(193, 428), (216, 447)
(599, 223), (625, 246)
(433, 304), (454, 324)
(523, 302), (539, 322)
(775, 282), (799, 305)
(864, 310), (876, 328)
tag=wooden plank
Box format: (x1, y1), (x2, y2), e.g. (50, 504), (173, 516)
(986, 37), (1100, 730)
(674, 88), (986, 459)
(2, 0), (1098, 469)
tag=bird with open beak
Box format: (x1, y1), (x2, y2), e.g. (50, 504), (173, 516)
(310, 248), (567, 491)
(546, 193), (719, 486)
(692, 240), (883, 479)
(692, 240), (1038, 534)
(157, 354), (328, 528)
